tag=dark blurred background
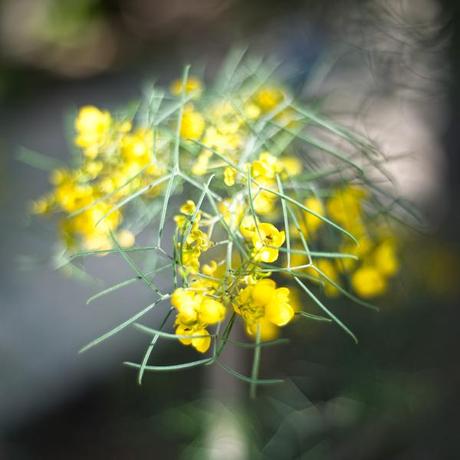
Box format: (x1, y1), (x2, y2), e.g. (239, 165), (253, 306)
(1, 0), (459, 458)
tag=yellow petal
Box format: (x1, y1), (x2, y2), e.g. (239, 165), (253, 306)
(191, 329), (211, 353)
(265, 301), (294, 326)
(240, 215), (259, 240)
(199, 297), (226, 324)
(251, 279), (276, 306)
(246, 318), (279, 341)
(175, 324), (193, 345)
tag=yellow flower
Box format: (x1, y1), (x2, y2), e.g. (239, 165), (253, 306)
(211, 101), (242, 135)
(201, 126), (242, 159)
(117, 229), (135, 248)
(180, 108), (205, 140)
(82, 234), (112, 252)
(120, 128), (153, 168)
(253, 318), (279, 341)
(374, 240), (399, 276)
(251, 152), (282, 181)
(172, 288), (200, 323)
(202, 260), (218, 276)
(224, 167), (237, 186)
(55, 180), (93, 213)
(84, 161), (104, 179)
(275, 107), (300, 128)
(181, 250), (201, 274)
(199, 297), (226, 324)
(235, 279), (294, 340)
(180, 200), (196, 215)
(74, 106), (112, 154)
(351, 266), (386, 298)
(253, 190), (277, 216)
(303, 197), (325, 235)
(279, 156), (302, 177)
(175, 201), (212, 273)
(251, 222), (285, 263)
(172, 286), (226, 353)
(327, 186), (367, 230)
(175, 324), (211, 353)
(248, 152), (284, 215)
(239, 215), (259, 240)
(253, 87), (285, 112)
(170, 77), (203, 97)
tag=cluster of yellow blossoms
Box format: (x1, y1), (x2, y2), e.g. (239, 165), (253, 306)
(32, 106), (166, 250)
(32, 70), (401, 362)
(171, 198), (294, 353)
(290, 186), (399, 299)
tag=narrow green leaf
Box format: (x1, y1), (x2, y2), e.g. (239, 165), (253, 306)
(124, 358), (213, 372)
(294, 276), (358, 344)
(216, 361), (283, 386)
(79, 297), (166, 353)
(296, 311), (332, 322)
(16, 147), (62, 171)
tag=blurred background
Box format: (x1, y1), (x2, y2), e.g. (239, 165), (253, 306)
(1, 0), (459, 458)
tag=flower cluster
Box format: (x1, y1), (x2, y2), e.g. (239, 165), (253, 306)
(31, 59), (405, 386)
(32, 106), (167, 250)
(171, 198), (294, 352)
(289, 186), (399, 299)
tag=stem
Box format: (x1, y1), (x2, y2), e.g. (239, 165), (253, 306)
(250, 324), (262, 399)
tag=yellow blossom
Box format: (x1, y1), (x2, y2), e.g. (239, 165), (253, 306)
(120, 128), (153, 168)
(374, 240), (399, 276)
(175, 201), (212, 274)
(251, 152), (282, 181)
(201, 126), (242, 157)
(84, 161), (104, 179)
(251, 222), (285, 263)
(202, 260), (218, 276)
(172, 286), (226, 353)
(180, 200), (196, 215)
(199, 297), (226, 324)
(327, 186), (367, 230)
(239, 215), (259, 240)
(254, 87), (285, 112)
(303, 197), (325, 235)
(279, 156), (302, 177)
(170, 77), (203, 97)
(235, 279), (294, 340)
(117, 229), (135, 248)
(74, 106), (112, 155)
(211, 101), (242, 134)
(351, 266), (386, 298)
(180, 108), (205, 140)
(224, 167), (237, 186)
(253, 190), (277, 215)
